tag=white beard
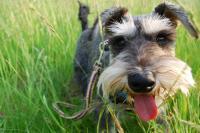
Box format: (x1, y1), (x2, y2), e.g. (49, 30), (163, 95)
(97, 56), (195, 108)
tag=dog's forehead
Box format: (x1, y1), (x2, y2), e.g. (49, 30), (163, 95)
(108, 14), (172, 37)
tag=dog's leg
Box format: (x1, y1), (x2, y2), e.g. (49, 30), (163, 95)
(95, 104), (116, 133)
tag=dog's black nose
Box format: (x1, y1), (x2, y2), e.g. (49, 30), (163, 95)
(128, 73), (155, 93)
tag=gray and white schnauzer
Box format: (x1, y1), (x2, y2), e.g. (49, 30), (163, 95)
(74, 1), (198, 125)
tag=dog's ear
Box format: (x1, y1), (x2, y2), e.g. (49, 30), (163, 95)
(102, 7), (131, 36)
(154, 2), (199, 38)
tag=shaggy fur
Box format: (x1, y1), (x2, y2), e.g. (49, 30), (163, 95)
(74, 1), (198, 131)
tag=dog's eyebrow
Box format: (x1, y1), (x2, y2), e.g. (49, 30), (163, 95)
(140, 14), (172, 34)
(108, 15), (136, 36)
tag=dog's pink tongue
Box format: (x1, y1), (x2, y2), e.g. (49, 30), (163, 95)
(134, 94), (158, 121)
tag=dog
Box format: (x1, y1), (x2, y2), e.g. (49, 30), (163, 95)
(74, 1), (198, 131)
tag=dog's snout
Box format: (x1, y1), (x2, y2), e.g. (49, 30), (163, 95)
(128, 73), (155, 93)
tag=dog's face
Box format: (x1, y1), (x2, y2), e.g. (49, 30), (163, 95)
(97, 2), (198, 121)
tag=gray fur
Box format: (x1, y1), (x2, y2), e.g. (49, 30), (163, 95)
(74, 2), (198, 131)
(154, 2), (199, 38)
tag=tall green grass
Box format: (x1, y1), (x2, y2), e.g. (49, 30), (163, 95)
(0, 0), (199, 132)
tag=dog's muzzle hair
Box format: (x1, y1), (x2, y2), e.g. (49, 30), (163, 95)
(97, 55), (195, 106)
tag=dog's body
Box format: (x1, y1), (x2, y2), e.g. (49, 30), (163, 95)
(74, 1), (198, 131)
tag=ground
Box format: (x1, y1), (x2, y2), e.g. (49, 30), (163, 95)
(0, 0), (200, 132)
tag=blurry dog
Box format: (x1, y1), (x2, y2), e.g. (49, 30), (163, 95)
(74, 1), (198, 131)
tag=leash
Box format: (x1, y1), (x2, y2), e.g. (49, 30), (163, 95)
(52, 40), (109, 120)
(53, 39), (125, 132)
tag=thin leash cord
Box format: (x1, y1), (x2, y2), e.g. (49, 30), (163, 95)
(52, 40), (108, 120)
(85, 39), (109, 107)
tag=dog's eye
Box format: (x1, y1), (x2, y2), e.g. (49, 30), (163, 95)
(110, 36), (127, 50)
(156, 32), (174, 46)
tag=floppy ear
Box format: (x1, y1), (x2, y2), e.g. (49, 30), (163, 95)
(101, 7), (134, 36)
(154, 2), (199, 38)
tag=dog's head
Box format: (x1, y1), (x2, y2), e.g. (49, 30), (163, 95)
(97, 2), (198, 121)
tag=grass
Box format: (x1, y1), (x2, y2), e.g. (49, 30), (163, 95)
(0, 0), (199, 132)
